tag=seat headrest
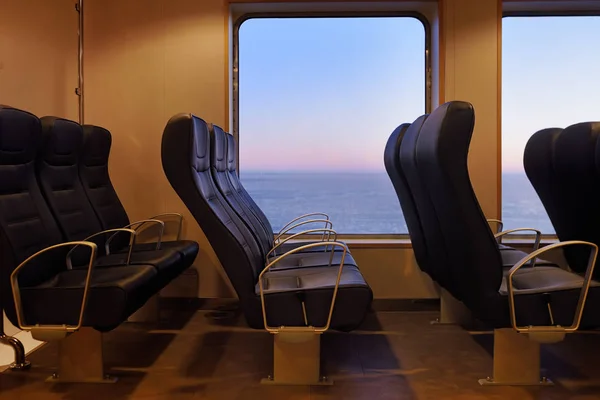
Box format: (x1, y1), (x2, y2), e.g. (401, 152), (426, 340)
(82, 125), (112, 167)
(226, 132), (236, 173)
(0, 105), (41, 165)
(210, 124), (228, 172)
(163, 113), (211, 172)
(420, 101), (474, 155)
(523, 127), (563, 187)
(384, 123), (411, 173)
(555, 122), (600, 177)
(40, 117), (84, 166)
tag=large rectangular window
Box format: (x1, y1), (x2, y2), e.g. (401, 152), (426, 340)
(236, 16), (427, 234)
(502, 15), (600, 233)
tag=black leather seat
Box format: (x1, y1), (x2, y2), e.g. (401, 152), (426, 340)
(0, 105), (158, 332)
(525, 123), (600, 279)
(385, 120), (434, 280)
(410, 101), (600, 328)
(210, 124), (352, 269)
(162, 114), (372, 330)
(222, 128), (345, 255)
(385, 116), (547, 297)
(36, 117), (196, 289)
(80, 124), (198, 267)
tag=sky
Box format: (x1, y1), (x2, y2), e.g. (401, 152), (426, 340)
(238, 15), (600, 173)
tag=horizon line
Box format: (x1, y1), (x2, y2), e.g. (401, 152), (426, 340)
(241, 169), (528, 174)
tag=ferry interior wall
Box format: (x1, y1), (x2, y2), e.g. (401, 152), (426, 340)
(2, 0), (600, 399)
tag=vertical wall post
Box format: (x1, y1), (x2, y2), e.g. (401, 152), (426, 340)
(440, 0), (502, 220)
(76, 0), (84, 124)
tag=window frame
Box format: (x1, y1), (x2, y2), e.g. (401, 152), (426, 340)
(500, 10), (600, 240)
(232, 12), (431, 239)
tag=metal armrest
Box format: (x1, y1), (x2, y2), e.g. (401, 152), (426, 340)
(267, 228), (338, 258)
(278, 213), (330, 236)
(11, 241), (98, 337)
(106, 219), (165, 251)
(487, 218), (504, 234)
(66, 228), (136, 269)
(274, 219), (333, 243)
(149, 212), (184, 240)
(258, 241), (349, 333)
(507, 240), (598, 341)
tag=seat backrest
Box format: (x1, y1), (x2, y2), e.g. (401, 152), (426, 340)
(555, 123), (600, 274)
(415, 101), (503, 308)
(37, 117), (107, 259)
(210, 125), (273, 256)
(384, 122), (432, 276)
(0, 106), (73, 325)
(161, 114), (264, 305)
(80, 125), (131, 237)
(523, 127), (563, 235)
(527, 123), (600, 275)
(400, 115), (457, 293)
(225, 132), (275, 238)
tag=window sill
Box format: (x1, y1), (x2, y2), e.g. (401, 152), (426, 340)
(280, 236), (558, 250)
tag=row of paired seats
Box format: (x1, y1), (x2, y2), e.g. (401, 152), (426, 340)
(384, 101), (600, 385)
(0, 105), (199, 382)
(161, 114), (373, 384)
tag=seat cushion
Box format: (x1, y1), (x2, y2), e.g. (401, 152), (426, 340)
(500, 266), (600, 295)
(115, 240), (199, 266)
(492, 267), (600, 329)
(254, 265), (372, 330)
(95, 248), (182, 272)
(267, 252), (357, 271)
(20, 264), (157, 331)
(500, 248), (554, 268)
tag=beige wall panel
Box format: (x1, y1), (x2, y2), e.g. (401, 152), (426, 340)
(85, 0), (233, 298)
(0, 0), (78, 119)
(350, 248), (438, 299)
(441, 0), (501, 219)
(162, 0), (232, 297)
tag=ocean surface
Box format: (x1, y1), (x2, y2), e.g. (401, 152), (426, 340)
(241, 171), (555, 235)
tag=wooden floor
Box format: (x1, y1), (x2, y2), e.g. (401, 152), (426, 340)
(1, 305), (600, 399)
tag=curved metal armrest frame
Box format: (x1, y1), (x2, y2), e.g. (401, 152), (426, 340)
(259, 241), (349, 333)
(278, 213), (330, 237)
(149, 212), (184, 241)
(106, 219), (165, 251)
(66, 228), (136, 269)
(267, 228), (338, 258)
(507, 240), (598, 334)
(495, 228), (541, 246)
(487, 218), (504, 234)
(11, 241), (98, 332)
(274, 219), (333, 243)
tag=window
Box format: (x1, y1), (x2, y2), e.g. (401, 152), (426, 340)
(502, 15), (600, 234)
(235, 16), (427, 234)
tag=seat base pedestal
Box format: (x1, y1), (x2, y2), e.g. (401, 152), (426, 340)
(47, 327), (117, 384)
(478, 328), (552, 386)
(431, 288), (471, 325)
(261, 331), (332, 386)
(0, 334), (31, 370)
(128, 294), (160, 323)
